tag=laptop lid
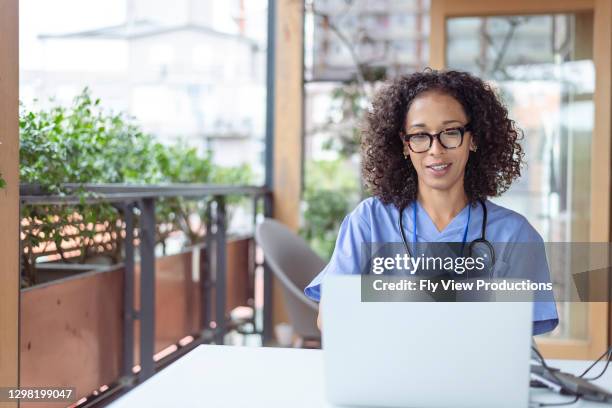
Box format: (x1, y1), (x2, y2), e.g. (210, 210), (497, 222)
(322, 275), (533, 408)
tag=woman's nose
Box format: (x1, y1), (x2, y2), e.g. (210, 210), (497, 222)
(428, 136), (445, 155)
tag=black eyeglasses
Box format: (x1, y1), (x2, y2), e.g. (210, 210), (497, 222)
(401, 124), (470, 153)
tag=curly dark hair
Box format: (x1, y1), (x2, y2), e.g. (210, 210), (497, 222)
(361, 68), (524, 210)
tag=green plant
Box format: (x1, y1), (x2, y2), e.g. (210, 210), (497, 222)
(153, 143), (253, 247)
(20, 89), (163, 190)
(19, 88), (254, 286)
(19, 89), (154, 284)
(300, 159), (361, 260)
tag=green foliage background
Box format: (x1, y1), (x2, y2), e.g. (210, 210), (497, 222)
(300, 66), (386, 261)
(19, 89), (252, 286)
(300, 159), (361, 260)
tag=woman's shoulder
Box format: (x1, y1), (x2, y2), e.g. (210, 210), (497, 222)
(350, 195), (397, 219)
(483, 199), (543, 242)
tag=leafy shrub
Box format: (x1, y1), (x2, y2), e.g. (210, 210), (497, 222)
(20, 89), (164, 189)
(20, 89), (253, 285)
(300, 159), (361, 260)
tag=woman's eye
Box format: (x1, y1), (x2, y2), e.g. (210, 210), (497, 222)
(410, 134), (429, 142)
(443, 129), (461, 137)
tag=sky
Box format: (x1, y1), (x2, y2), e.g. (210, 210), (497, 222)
(19, 0), (268, 71)
(20, 0), (125, 70)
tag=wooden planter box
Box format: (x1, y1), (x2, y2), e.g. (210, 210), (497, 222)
(19, 237), (253, 407)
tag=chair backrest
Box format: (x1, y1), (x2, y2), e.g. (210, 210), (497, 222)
(255, 218), (326, 339)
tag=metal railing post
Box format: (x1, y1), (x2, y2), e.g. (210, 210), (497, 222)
(214, 196), (227, 344)
(202, 198), (214, 337)
(262, 193), (274, 344)
(139, 198), (156, 380)
(122, 202), (135, 378)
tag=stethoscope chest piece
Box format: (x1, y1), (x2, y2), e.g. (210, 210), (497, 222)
(398, 199), (496, 275)
(468, 238), (496, 271)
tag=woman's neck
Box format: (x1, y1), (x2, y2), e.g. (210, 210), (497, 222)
(417, 184), (468, 232)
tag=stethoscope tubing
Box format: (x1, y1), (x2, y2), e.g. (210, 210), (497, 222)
(398, 198), (496, 266)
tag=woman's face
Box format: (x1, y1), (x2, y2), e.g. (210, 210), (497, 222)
(403, 90), (475, 194)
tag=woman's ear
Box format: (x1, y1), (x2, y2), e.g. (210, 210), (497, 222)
(469, 140), (477, 152)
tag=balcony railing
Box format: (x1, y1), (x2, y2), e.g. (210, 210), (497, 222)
(19, 183), (273, 406)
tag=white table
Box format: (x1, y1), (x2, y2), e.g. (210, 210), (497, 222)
(107, 345), (612, 407)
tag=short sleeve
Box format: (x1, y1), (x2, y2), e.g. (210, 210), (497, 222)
(511, 219), (559, 336)
(304, 207), (371, 302)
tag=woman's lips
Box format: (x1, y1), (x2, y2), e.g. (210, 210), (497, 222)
(426, 163), (451, 177)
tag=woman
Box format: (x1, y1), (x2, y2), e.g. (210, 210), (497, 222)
(304, 69), (558, 335)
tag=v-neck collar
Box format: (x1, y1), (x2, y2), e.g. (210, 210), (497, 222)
(414, 200), (471, 241)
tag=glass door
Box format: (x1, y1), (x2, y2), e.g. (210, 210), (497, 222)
(430, 0), (611, 359)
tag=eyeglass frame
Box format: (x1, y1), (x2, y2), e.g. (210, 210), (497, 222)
(400, 123), (471, 153)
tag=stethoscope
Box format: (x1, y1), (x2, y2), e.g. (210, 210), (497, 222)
(398, 199), (496, 273)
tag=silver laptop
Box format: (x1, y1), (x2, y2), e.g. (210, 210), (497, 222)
(322, 275), (533, 408)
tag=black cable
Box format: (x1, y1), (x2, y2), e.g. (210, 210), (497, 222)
(582, 348), (612, 381)
(532, 395), (580, 407)
(579, 346), (612, 380)
(532, 345), (546, 363)
(531, 346), (568, 386)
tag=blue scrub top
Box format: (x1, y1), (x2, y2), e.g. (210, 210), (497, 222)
(304, 196), (559, 336)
